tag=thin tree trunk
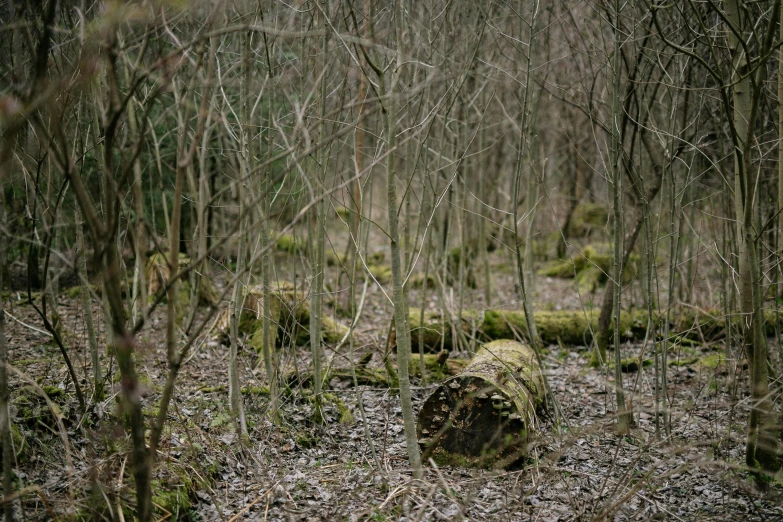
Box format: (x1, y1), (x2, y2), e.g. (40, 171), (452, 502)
(384, 0), (422, 478)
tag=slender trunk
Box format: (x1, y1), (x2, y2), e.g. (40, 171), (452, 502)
(725, 0), (779, 478)
(778, 0), (783, 444)
(76, 209), (102, 402)
(385, 0), (422, 478)
(309, 4), (330, 422)
(609, 0), (630, 434)
(0, 158), (15, 522)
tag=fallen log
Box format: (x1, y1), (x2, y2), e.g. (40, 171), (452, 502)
(416, 340), (545, 468)
(409, 307), (782, 352)
(286, 352), (468, 389)
(215, 281), (348, 351)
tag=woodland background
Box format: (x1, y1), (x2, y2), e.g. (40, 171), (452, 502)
(0, 0), (782, 520)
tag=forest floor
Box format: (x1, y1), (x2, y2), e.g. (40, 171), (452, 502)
(5, 235), (783, 521)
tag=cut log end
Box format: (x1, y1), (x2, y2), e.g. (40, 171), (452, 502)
(416, 340), (545, 469)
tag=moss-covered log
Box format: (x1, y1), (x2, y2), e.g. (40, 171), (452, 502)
(538, 244), (638, 294)
(216, 281), (348, 352)
(409, 307), (783, 352)
(416, 340), (544, 468)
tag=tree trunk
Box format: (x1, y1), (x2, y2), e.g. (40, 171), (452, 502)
(417, 340), (544, 468)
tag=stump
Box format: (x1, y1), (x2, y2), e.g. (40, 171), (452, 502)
(416, 340), (545, 468)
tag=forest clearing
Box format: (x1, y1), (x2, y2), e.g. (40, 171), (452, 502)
(1, 0), (783, 521)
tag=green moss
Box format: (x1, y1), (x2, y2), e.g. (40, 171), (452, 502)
(323, 393), (354, 424)
(151, 476), (192, 519)
(538, 244), (637, 292)
(568, 203), (608, 236)
(409, 272), (436, 289)
(11, 359), (47, 366)
(41, 385), (64, 399)
(409, 308), (451, 352)
(295, 431), (320, 448)
(64, 286), (83, 298)
(698, 352), (725, 369)
(276, 233), (305, 254)
(11, 423), (26, 462)
(408, 353), (467, 380)
(369, 251), (385, 264)
(326, 250), (347, 267)
(368, 264), (392, 284)
(617, 357), (652, 373)
(430, 448), (477, 468)
(577, 265), (604, 295)
(241, 386), (270, 395)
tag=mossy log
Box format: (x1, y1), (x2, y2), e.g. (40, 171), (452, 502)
(216, 281), (348, 351)
(567, 202), (608, 237)
(146, 252), (218, 306)
(416, 340), (545, 468)
(409, 307), (783, 352)
(538, 244), (638, 294)
(286, 352), (468, 389)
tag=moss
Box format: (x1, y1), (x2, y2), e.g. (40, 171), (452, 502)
(41, 385), (64, 399)
(11, 423), (26, 462)
(383, 355), (400, 390)
(618, 357), (652, 373)
(276, 233), (305, 254)
(64, 286), (83, 298)
(568, 202), (608, 236)
(576, 265), (604, 295)
(295, 430), (320, 448)
(368, 264), (392, 284)
(326, 250), (347, 267)
(323, 393), (354, 424)
(409, 272), (435, 289)
(409, 352), (468, 380)
(698, 352), (725, 369)
(538, 244), (637, 292)
(241, 386), (270, 395)
(369, 251), (385, 264)
(430, 448), (479, 468)
(12, 359), (47, 366)
(151, 476), (192, 519)
(409, 308), (451, 352)
(669, 355), (699, 367)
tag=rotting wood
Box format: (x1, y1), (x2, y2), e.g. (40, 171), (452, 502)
(416, 340), (545, 468)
